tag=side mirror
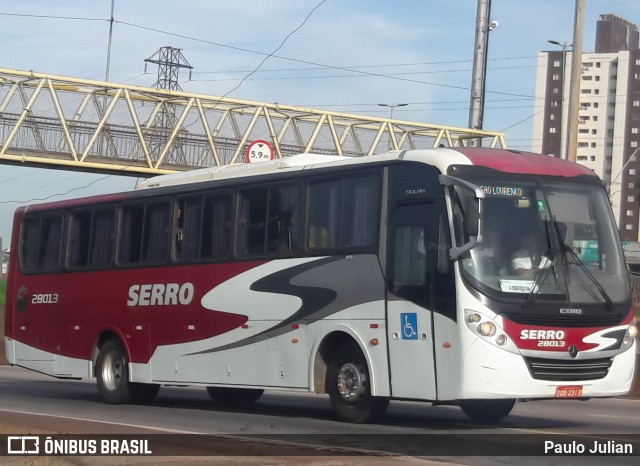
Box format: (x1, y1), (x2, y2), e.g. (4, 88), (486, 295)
(439, 175), (484, 260)
(464, 197), (480, 237)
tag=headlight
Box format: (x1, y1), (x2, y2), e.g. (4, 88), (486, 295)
(478, 321), (496, 336)
(621, 319), (637, 352)
(463, 309), (518, 353)
(468, 313), (482, 323)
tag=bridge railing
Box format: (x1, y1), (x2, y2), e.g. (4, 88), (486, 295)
(0, 67), (506, 176)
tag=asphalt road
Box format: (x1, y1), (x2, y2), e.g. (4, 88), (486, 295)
(0, 365), (638, 465)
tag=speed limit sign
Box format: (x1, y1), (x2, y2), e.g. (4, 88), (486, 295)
(246, 140), (274, 163)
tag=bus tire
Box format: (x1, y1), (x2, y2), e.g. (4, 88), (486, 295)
(131, 383), (161, 403)
(96, 339), (132, 404)
(460, 399), (515, 423)
(327, 342), (389, 423)
(206, 387), (264, 404)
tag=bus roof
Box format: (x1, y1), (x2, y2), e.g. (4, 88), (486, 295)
(138, 148), (598, 190)
(17, 149), (600, 213)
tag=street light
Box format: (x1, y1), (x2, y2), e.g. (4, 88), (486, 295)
(548, 40), (573, 159)
(377, 103), (408, 119)
(608, 147), (640, 194)
(377, 104), (408, 151)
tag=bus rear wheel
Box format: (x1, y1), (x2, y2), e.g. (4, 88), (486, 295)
(96, 339), (132, 404)
(206, 387), (264, 404)
(96, 340), (160, 404)
(327, 342), (389, 423)
(460, 399), (515, 423)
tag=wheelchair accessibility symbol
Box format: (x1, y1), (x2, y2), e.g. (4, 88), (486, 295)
(400, 313), (418, 340)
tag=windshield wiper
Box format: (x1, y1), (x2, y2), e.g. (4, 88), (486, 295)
(523, 259), (553, 307)
(524, 219), (566, 307)
(563, 245), (614, 310)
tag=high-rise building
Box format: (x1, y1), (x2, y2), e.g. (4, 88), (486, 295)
(532, 14), (640, 241)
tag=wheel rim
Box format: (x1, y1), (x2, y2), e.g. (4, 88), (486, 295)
(101, 351), (123, 391)
(336, 361), (367, 402)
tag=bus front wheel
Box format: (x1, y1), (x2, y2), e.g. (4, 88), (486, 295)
(327, 342), (389, 423)
(460, 399), (515, 423)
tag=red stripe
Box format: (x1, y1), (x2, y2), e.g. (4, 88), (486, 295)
(455, 148), (596, 178)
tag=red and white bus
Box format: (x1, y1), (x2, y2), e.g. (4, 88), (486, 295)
(4, 148), (637, 423)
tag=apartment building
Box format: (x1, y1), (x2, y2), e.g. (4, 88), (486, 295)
(532, 14), (640, 241)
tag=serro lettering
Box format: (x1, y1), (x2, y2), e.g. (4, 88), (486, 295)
(520, 329), (566, 340)
(127, 283), (194, 307)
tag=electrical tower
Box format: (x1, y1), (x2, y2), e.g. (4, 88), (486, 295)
(144, 46), (193, 91)
(144, 47), (194, 165)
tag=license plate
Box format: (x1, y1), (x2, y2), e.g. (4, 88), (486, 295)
(555, 385), (583, 398)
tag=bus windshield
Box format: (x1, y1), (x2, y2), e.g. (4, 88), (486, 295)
(455, 175), (629, 305)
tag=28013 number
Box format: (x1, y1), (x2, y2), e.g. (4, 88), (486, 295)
(31, 293), (59, 304)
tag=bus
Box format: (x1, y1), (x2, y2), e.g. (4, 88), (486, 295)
(4, 148), (637, 424)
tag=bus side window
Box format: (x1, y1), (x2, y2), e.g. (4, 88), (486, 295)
(236, 188), (268, 257)
(176, 197), (203, 261)
(119, 204), (144, 263)
(202, 194), (231, 260)
(266, 184), (301, 255)
(340, 174), (379, 248)
(141, 202), (170, 262)
(21, 215), (64, 273)
(89, 210), (115, 267)
(68, 211), (92, 267)
(307, 173), (380, 251)
(21, 218), (40, 271)
(119, 201), (170, 265)
(308, 179), (339, 250)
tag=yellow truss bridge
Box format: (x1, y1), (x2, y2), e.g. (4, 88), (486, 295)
(0, 67), (506, 176)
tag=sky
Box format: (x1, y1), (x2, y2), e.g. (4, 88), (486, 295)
(1, 0), (640, 245)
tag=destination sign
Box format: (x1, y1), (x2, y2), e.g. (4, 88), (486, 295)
(481, 185), (524, 197)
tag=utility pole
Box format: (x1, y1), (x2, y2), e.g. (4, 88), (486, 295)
(548, 40), (572, 159)
(469, 0), (496, 146)
(105, 0), (115, 82)
(566, 0), (585, 163)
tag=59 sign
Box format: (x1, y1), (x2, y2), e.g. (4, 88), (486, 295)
(245, 140), (274, 163)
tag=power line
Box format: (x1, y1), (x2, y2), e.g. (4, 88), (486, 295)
(114, 19), (540, 100)
(218, 0), (328, 98)
(500, 109), (545, 132)
(190, 55), (537, 75)
(0, 175), (115, 205)
(0, 12), (105, 22)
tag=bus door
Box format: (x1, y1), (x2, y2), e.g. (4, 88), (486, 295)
(386, 201), (439, 400)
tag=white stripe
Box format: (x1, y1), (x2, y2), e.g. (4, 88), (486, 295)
(201, 257), (325, 321)
(0, 407), (206, 434)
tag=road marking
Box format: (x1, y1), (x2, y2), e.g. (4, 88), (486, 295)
(0, 407), (207, 434)
(0, 407), (400, 456)
(590, 413), (640, 421)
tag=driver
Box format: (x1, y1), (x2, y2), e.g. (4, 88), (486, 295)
(511, 231), (551, 276)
